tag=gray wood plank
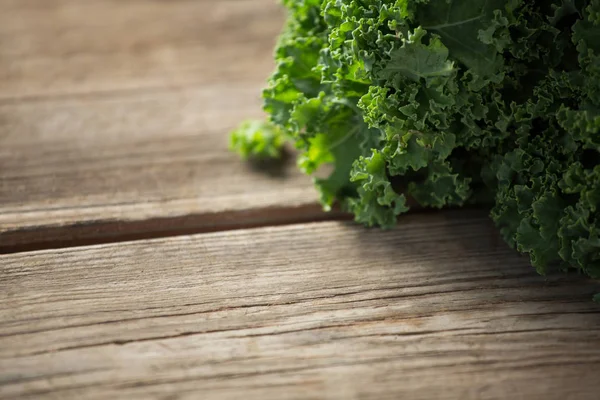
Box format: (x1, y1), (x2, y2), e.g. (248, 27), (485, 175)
(1, 211), (599, 399)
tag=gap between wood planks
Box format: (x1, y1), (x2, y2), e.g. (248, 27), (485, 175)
(0, 201), (484, 255)
(0, 203), (349, 254)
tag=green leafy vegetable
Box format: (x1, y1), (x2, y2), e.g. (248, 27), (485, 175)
(231, 0), (600, 282)
(229, 120), (285, 160)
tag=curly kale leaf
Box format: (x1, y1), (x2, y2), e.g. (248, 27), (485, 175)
(229, 120), (286, 160)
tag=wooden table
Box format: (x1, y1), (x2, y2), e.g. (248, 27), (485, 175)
(1, 1), (599, 399)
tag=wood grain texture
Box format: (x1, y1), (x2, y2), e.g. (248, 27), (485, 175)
(0, 0), (283, 99)
(2, 210), (599, 400)
(0, 0), (329, 251)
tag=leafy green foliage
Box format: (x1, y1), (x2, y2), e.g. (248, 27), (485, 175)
(229, 120), (285, 160)
(231, 0), (600, 281)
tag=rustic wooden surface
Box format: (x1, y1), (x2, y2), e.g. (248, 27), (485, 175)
(2, 1), (600, 399)
(0, 0), (328, 252)
(1, 211), (600, 400)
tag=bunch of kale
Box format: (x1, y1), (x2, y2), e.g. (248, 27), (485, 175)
(231, 0), (600, 280)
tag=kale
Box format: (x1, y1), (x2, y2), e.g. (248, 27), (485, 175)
(231, 0), (600, 282)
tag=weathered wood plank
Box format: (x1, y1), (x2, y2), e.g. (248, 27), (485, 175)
(0, 0), (283, 100)
(0, 0), (331, 251)
(0, 85), (326, 251)
(1, 211), (599, 399)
